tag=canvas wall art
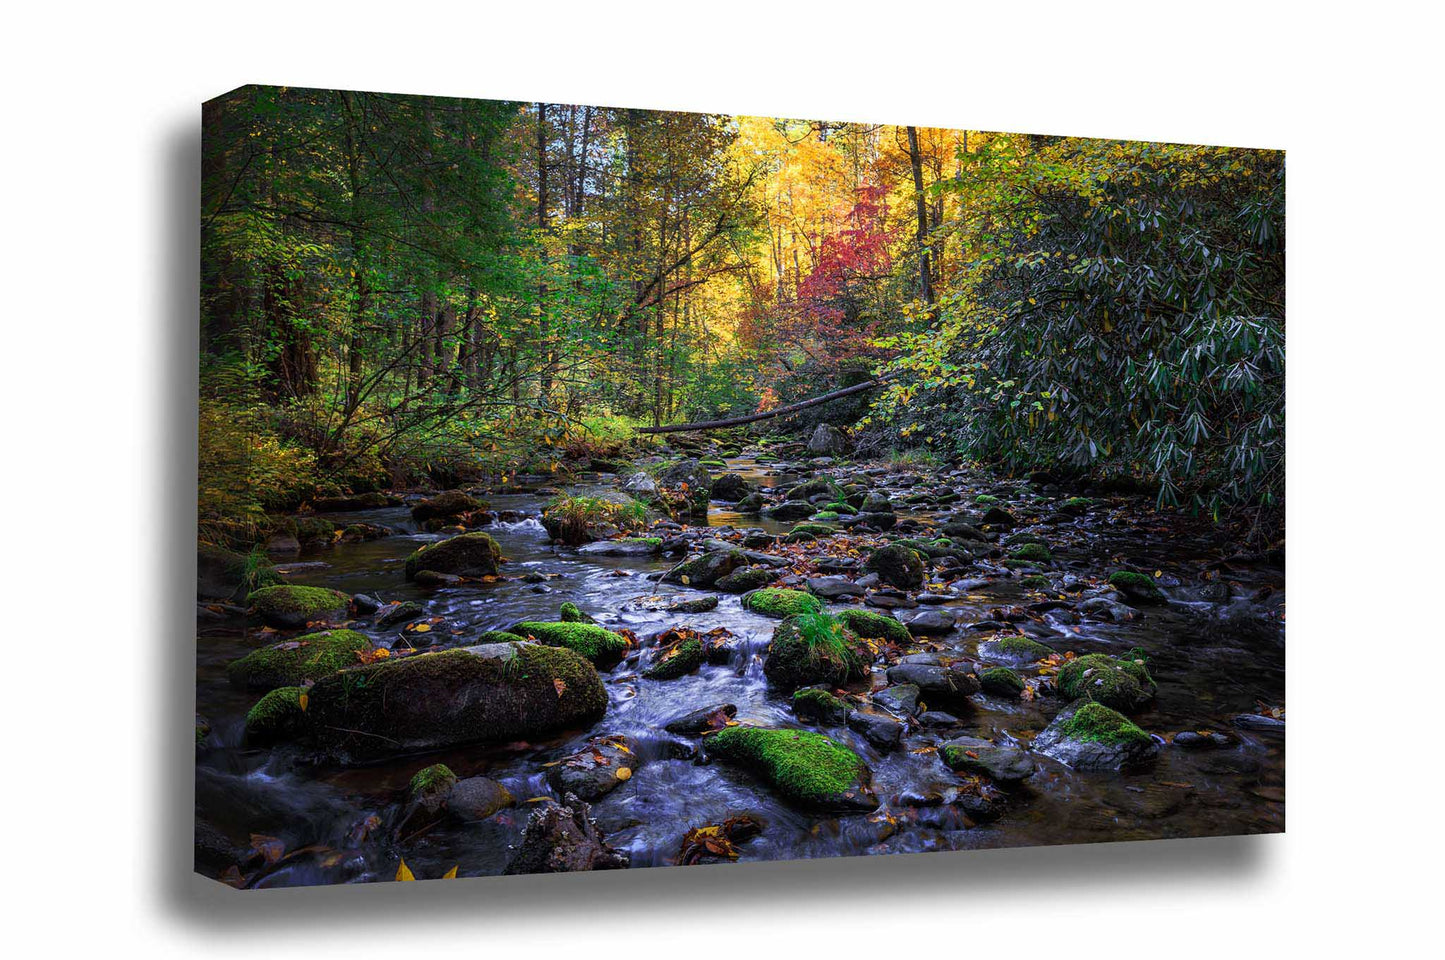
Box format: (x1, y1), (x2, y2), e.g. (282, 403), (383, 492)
(196, 84), (1284, 888)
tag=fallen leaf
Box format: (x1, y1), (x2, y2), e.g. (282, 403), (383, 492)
(442, 865), (458, 879)
(616, 767), (632, 781)
(553, 678), (567, 697)
(396, 858), (415, 881)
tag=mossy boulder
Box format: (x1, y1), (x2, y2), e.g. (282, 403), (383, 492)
(509, 621), (629, 667)
(792, 687), (850, 724)
(559, 601), (596, 623)
(835, 608), (911, 645)
(735, 492), (764, 514)
(789, 522), (836, 539)
(226, 629), (372, 691)
(978, 635), (1055, 665)
(643, 635), (704, 680)
(704, 726), (877, 812)
(941, 735), (1036, 783)
(763, 613), (869, 690)
(1055, 653), (1156, 712)
(712, 473), (754, 502)
(1108, 570), (1167, 606)
(742, 588), (824, 619)
(1009, 543), (1053, 564)
(243, 686), (309, 745)
(408, 763), (459, 812)
(306, 641), (608, 763)
(715, 566), (777, 593)
(979, 666), (1026, 697)
(403, 532), (503, 581)
(411, 490), (484, 523)
(761, 500), (816, 521)
(245, 584), (350, 629)
(786, 477), (843, 502)
(1032, 700), (1158, 770)
(865, 543), (925, 589)
(658, 460), (713, 516)
(662, 549), (747, 588)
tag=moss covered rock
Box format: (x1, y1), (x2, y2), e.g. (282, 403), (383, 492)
(940, 735), (1036, 782)
(408, 763), (459, 812)
(559, 601), (596, 623)
(644, 635), (704, 680)
(1009, 542), (1053, 564)
(243, 686), (309, 745)
(978, 635), (1056, 665)
(715, 566), (777, 593)
(226, 629), (372, 691)
(510, 621), (629, 667)
(306, 641), (608, 763)
(835, 608), (911, 645)
(403, 532), (503, 581)
(245, 584), (350, 629)
(658, 460), (713, 516)
(789, 522), (836, 538)
(865, 543), (925, 589)
(411, 490), (484, 523)
(742, 587), (824, 619)
(786, 477), (843, 502)
(1108, 570), (1167, 606)
(662, 549), (747, 588)
(1032, 700), (1158, 770)
(705, 726), (877, 812)
(1055, 653), (1156, 712)
(792, 687), (850, 724)
(980, 666), (1026, 697)
(763, 613), (869, 690)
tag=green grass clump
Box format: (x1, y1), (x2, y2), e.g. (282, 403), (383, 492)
(1009, 543), (1053, 563)
(543, 495), (647, 545)
(1057, 701), (1152, 746)
(834, 608), (910, 645)
(706, 726), (867, 807)
(764, 613), (867, 689)
(744, 588), (824, 618)
(243, 686), (308, 744)
(227, 629), (372, 691)
(510, 621), (629, 666)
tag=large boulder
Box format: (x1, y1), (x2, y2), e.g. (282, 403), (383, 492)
(658, 460), (713, 517)
(1055, 653), (1156, 712)
(865, 544), (926, 589)
(503, 795), (629, 874)
(662, 549), (747, 588)
(835, 608), (911, 645)
(411, 490), (484, 524)
(1032, 700), (1159, 770)
(712, 473), (754, 502)
(704, 726), (878, 812)
(245, 585), (350, 629)
(403, 532), (503, 581)
(305, 641), (607, 764)
(227, 628), (372, 691)
(764, 614), (870, 689)
(621, 472), (659, 498)
(806, 424), (848, 456)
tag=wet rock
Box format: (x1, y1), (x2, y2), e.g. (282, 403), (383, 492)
(1033, 700), (1160, 770)
(197, 543), (283, 601)
(761, 500), (816, 521)
(667, 595), (719, 614)
(376, 600), (425, 628)
(227, 629), (372, 690)
(621, 472), (659, 497)
(659, 460), (713, 516)
(918, 710), (961, 727)
(243, 686), (308, 745)
(503, 794), (629, 874)
(350, 593), (382, 614)
(979, 666), (1026, 698)
(1079, 596), (1139, 622)
(412, 570), (462, 588)
(1172, 730), (1235, 749)
(1108, 570), (1168, 606)
(792, 687), (851, 724)
(411, 490), (484, 524)
(712, 473), (754, 502)
(941, 521), (988, 542)
(663, 703), (736, 734)
(576, 537), (664, 557)
(547, 735), (641, 801)
(806, 576), (864, 599)
(873, 683), (922, 717)
(940, 736), (1036, 783)
(508, 621), (630, 667)
(902, 608), (957, 636)
(306, 642), (608, 763)
(735, 492), (764, 514)
(246, 584), (351, 629)
(662, 549), (747, 588)
(846, 706), (904, 750)
(643, 630), (704, 680)
(403, 532), (503, 581)
(981, 505), (1016, 526)
(764, 615), (870, 689)
(704, 726), (879, 812)
(886, 660), (981, 699)
(1055, 653), (1156, 713)
(716, 567), (778, 593)
(310, 492), (397, 512)
(865, 544), (926, 589)
(265, 533), (301, 557)
(977, 635), (1056, 665)
(1233, 713), (1286, 733)
(447, 776), (515, 821)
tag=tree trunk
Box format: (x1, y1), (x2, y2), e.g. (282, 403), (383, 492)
(906, 125), (934, 306)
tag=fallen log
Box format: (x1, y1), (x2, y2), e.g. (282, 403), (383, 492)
(636, 373), (896, 435)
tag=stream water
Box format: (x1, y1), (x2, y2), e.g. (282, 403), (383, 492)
(195, 457), (1284, 887)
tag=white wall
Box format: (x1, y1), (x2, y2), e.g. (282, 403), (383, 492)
(3, 1), (1437, 955)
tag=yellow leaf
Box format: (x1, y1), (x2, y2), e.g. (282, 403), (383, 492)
(615, 767), (632, 781)
(297, 692), (308, 711)
(395, 859), (415, 882)
(412, 623), (431, 633)
(681, 575), (690, 585)
(442, 865), (458, 879)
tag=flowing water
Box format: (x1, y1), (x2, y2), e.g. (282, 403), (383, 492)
(195, 457), (1284, 887)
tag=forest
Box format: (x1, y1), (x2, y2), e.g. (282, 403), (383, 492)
(201, 86), (1283, 539)
(196, 85), (1285, 887)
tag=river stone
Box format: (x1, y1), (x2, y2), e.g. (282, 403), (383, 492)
(227, 629), (373, 690)
(940, 736), (1036, 783)
(246, 585), (351, 629)
(873, 683), (922, 717)
(403, 532), (503, 580)
(806, 576), (863, 599)
(762, 499), (816, 521)
(447, 776), (515, 821)
(735, 492), (764, 514)
(667, 595), (720, 614)
(376, 600), (425, 628)
(885, 660), (981, 699)
(621, 472), (658, 497)
(659, 460), (713, 516)
(712, 473), (754, 502)
(576, 538), (663, 557)
(411, 490), (484, 523)
(662, 549), (747, 587)
(806, 423), (848, 455)
(663, 703), (736, 734)
(197, 543), (283, 601)
(704, 726), (879, 813)
(846, 706), (904, 750)
(903, 608), (957, 635)
(546, 736), (641, 801)
(865, 544), (926, 589)
(1032, 700), (1160, 770)
(503, 794), (629, 874)
(305, 641), (607, 764)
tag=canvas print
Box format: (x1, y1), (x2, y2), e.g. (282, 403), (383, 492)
(196, 85), (1284, 888)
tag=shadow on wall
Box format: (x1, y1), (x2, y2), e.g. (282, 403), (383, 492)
(153, 111), (1274, 931)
